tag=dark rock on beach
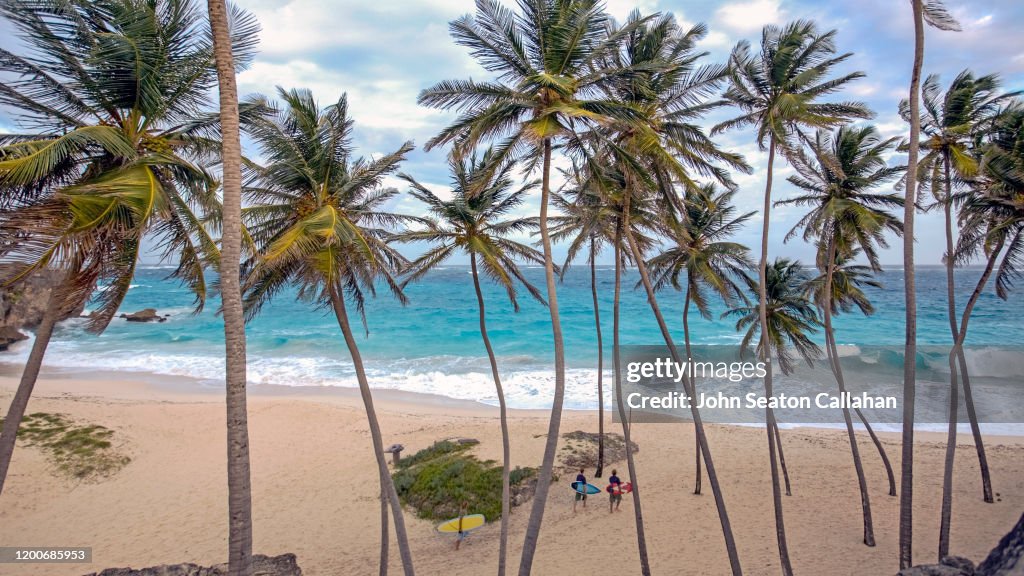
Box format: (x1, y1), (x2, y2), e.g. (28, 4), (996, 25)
(897, 557), (975, 576)
(898, 512), (1024, 575)
(978, 511), (1024, 575)
(120, 308), (166, 323)
(82, 553), (302, 576)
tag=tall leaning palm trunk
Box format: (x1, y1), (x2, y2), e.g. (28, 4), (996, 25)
(519, 138), (568, 576)
(938, 234), (1006, 558)
(207, 1), (253, 574)
(822, 237), (875, 546)
(623, 191), (743, 575)
(330, 286), (416, 575)
(901, 2), (926, 567)
(0, 286), (62, 495)
(470, 254), (513, 576)
(612, 219), (652, 576)
(590, 239), (606, 478)
(681, 278), (701, 494)
(938, 157), (961, 558)
(755, 134), (794, 575)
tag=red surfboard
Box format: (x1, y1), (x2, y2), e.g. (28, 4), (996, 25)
(605, 482), (633, 494)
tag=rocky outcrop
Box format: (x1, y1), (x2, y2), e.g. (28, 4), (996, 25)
(119, 309), (166, 323)
(0, 266), (85, 337)
(82, 553), (302, 576)
(0, 326), (29, 351)
(899, 512), (1024, 575)
(978, 512), (1024, 575)
(898, 556), (976, 576)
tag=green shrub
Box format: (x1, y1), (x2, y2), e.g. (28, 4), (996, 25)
(392, 441), (536, 522)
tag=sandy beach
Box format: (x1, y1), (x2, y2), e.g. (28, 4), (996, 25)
(0, 371), (1021, 576)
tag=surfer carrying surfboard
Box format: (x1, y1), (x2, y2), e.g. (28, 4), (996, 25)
(608, 469), (623, 513)
(573, 468), (587, 512)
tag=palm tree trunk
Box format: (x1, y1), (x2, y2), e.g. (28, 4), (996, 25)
(941, 155), (993, 505)
(754, 135), (794, 575)
(613, 219), (652, 576)
(206, 4), (253, 573)
(330, 285), (416, 576)
(0, 284), (61, 495)
(938, 238), (1006, 559)
(470, 253), (512, 576)
(518, 138), (567, 576)
(939, 154), (960, 560)
(854, 407), (897, 496)
(380, 485), (389, 576)
(623, 208), (744, 575)
(591, 239), (605, 479)
(772, 419), (792, 497)
(823, 237), (876, 547)
(901, 0), (926, 568)
(682, 280), (702, 496)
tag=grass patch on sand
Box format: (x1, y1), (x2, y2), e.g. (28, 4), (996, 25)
(392, 441), (536, 522)
(0, 412), (130, 482)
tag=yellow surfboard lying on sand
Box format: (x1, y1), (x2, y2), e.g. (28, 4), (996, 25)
(436, 514), (486, 533)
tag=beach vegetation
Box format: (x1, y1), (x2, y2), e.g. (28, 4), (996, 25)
(0, 412), (130, 482)
(392, 441), (537, 523)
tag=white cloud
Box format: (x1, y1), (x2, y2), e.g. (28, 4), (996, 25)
(237, 60), (447, 135)
(603, 0), (659, 22)
(714, 0), (784, 33)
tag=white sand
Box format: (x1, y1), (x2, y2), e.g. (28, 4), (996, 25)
(1, 373), (1021, 575)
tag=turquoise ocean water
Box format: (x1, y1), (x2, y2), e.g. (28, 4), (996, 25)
(3, 266), (1022, 418)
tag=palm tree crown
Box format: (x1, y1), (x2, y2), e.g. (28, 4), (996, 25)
(901, 70), (1018, 205)
(957, 102), (1024, 298)
(419, 0), (646, 157)
(713, 19), (872, 150)
(240, 88), (414, 322)
(726, 258), (822, 375)
(778, 124), (905, 270)
(647, 184), (754, 318)
(396, 149), (546, 308)
(0, 0), (259, 330)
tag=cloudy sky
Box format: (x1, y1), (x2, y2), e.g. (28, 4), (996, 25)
(3, 0), (1024, 266)
(230, 0), (1024, 266)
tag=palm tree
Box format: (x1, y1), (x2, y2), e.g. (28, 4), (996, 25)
(902, 72), (1018, 559)
(647, 184), (753, 495)
(419, 4), (650, 572)
(900, 2), (961, 567)
(550, 166), (616, 478)
(590, 13), (755, 574)
(902, 72), (1016, 522)
(726, 258), (823, 376)
(395, 149), (545, 576)
(714, 20), (871, 573)
(0, 0), (258, 504)
(778, 124), (905, 546)
(240, 88), (417, 576)
(805, 247), (898, 498)
(204, 0), (259, 573)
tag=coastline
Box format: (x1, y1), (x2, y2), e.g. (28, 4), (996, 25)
(1, 370), (1022, 575)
